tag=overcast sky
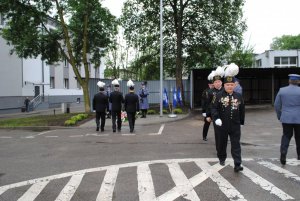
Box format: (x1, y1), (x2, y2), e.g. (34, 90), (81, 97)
(102, 0), (300, 54)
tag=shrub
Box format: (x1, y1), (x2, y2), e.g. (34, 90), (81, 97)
(64, 119), (76, 126)
(163, 109), (169, 114)
(147, 109), (156, 115)
(173, 108), (183, 114)
(71, 116), (80, 122)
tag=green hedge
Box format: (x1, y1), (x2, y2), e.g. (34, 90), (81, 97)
(64, 113), (89, 126)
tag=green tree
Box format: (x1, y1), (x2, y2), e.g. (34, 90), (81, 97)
(121, 0), (246, 103)
(0, 0), (118, 113)
(271, 34), (300, 50)
(227, 44), (254, 68)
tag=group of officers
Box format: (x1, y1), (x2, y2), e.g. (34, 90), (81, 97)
(202, 62), (300, 171)
(92, 79), (149, 133)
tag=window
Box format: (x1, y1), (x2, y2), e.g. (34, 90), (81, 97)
(64, 78), (69, 89)
(77, 80), (81, 89)
(50, 77), (55, 88)
(64, 58), (68, 68)
(274, 56), (298, 67)
(256, 59), (262, 67)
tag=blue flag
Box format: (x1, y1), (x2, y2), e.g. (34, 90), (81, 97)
(163, 88), (169, 108)
(173, 87), (177, 108)
(177, 87), (183, 106)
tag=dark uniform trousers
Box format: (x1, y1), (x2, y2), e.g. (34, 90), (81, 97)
(281, 123), (300, 156)
(112, 111), (122, 131)
(203, 117), (211, 139)
(96, 112), (106, 130)
(218, 123), (242, 166)
(127, 112), (136, 131)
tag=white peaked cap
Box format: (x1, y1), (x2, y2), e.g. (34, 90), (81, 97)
(224, 63), (239, 77)
(215, 66), (225, 77)
(127, 79), (134, 87)
(97, 81), (105, 88)
(111, 79), (119, 85)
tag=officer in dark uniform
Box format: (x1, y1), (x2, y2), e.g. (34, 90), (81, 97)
(201, 73), (214, 141)
(211, 63), (245, 172)
(125, 80), (140, 133)
(206, 67), (224, 151)
(110, 79), (124, 132)
(93, 81), (109, 132)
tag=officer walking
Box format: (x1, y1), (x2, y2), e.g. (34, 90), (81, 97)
(206, 66), (225, 151)
(110, 79), (124, 132)
(125, 80), (140, 133)
(211, 63), (245, 172)
(274, 74), (300, 165)
(93, 81), (108, 132)
(201, 72), (214, 141)
(139, 82), (149, 118)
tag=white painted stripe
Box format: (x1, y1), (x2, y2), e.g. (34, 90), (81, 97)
(232, 164), (294, 200)
(137, 164), (156, 201)
(167, 163), (200, 200)
(0, 158), (229, 195)
(259, 161), (300, 182)
(17, 181), (49, 201)
(45, 136), (58, 138)
(55, 174), (84, 201)
(122, 133), (136, 136)
(36, 130), (53, 136)
(285, 159), (300, 166)
(157, 162), (225, 201)
(96, 167), (119, 201)
(148, 133), (159, 135)
(0, 136), (12, 139)
(157, 124), (165, 135)
(69, 135), (84, 138)
(86, 133), (110, 137)
(196, 161), (247, 201)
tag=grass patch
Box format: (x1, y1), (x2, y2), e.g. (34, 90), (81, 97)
(0, 113), (94, 127)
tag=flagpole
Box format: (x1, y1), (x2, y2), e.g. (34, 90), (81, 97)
(159, 0), (163, 117)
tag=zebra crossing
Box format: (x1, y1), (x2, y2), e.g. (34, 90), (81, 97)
(0, 158), (299, 201)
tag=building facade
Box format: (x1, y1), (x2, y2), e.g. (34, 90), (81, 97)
(254, 50), (300, 68)
(0, 13), (105, 112)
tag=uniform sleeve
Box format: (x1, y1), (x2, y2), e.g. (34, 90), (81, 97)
(136, 95), (140, 111)
(274, 90), (282, 120)
(124, 95), (128, 111)
(92, 95), (96, 110)
(211, 93), (221, 121)
(239, 94), (245, 125)
(201, 89), (208, 113)
(206, 91), (213, 117)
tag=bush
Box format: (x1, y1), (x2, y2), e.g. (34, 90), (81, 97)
(71, 116), (80, 122)
(64, 119), (76, 126)
(163, 109), (169, 114)
(173, 108), (183, 114)
(147, 109), (156, 115)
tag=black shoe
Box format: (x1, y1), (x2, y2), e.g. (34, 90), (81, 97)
(101, 128), (104, 132)
(234, 166), (244, 172)
(130, 130), (133, 133)
(280, 153), (286, 165)
(113, 130), (116, 133)
(203, 138), (207, 141)
(96, 127), (99, 131)
(219, 160), (225, 166)
(117, 128), (121, 132)
(298, 156), (300, 160)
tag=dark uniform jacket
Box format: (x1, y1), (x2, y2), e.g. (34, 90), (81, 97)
(109, 91), (124, 112)
(201, 88), (210, 114)
(206, 87), (223, 118)
(93, 92), (109, 112)
(211, 90), (245, 127)
(125, 92), (140, 112)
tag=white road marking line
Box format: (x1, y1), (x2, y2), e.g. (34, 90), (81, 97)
(0, 136), (12, 139)
(231, 163), (294, 200)
(69, 135), (84, 138)
(122, 133), (136, 136)
(55, 174), (84, 201)
(86, 133), (109, 137)
(157, 124), (165, 135)
(36, 130), (53, 136)
(259, 161), (300, 182)
(167, 163), (200, 200)
(45, 136), (58, 138)
(17, 181), (49, 201)
(96, 167), (119, 201)
(196, 161), (247, 201)
(137, 163), (156, 201)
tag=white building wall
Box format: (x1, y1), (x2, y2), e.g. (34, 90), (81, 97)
(255, 50), (300, 68)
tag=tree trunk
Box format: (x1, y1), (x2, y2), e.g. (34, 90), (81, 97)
(82, 81), (91, 113)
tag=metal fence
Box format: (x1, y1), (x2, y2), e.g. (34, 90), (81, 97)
(89, 79), (190, 110)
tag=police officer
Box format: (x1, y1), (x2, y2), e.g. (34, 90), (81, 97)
(206, 67), (225, 151)
(201, 73), (214, 141)
(106, 85), (112, 119)
(139, 82), (149, 118)
(211, 63), (245, 172)
(93, 81), (109, 132)
(110, 79), (124, 132)
(274, 74), (300, 165)
(125, 80), (140, 133)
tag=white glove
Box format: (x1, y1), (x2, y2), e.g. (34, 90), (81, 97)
(215, 119), (222, 126)
(93, 110), (96, 113)
(202, 113), (206, 117)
